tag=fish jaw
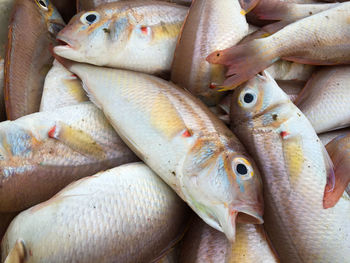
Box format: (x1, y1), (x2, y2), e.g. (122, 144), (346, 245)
(180, 138), (264, 241)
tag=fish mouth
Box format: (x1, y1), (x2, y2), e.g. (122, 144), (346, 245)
(56, 37), (73, 49)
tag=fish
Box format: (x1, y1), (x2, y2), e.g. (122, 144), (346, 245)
(0, 59), (6, 121)
(276, 80), (304, 103)
(318, 128), (350, 145)
(54, 1), (188, 76)
(171, 0), (248, 105)
(156, 245), (180, 263)
(0, 212), (17, 244)
(179, 216), (279, 263)
(40, 59), (88, 112)
(1, 163), (190, 263)
(323, 134), (350, 208)
(76, 0), (192, 11)
(0, 102), (138, 212)
(207, 3), (350, 89)
(230, 71), (350, 262)
(54, 58), (264, 242)
(265, 60), (314, 82)
(295, 66), (350, 133)
(4, 0), (65, 120)
(0, 0), (15, 57)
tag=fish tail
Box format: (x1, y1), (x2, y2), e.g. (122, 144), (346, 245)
(206, 39), (278, 89)
(4, 239), (26, 263)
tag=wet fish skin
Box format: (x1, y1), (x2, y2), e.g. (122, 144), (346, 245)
(56, 59), (264, 242)
(0, 0), (15, 57)
(0, 102), (138, 212)
(266, 60), (314, 82)
(207, 3), (350, 89)
(323, 134), (350, 208)
(179, 216), (279, 263)
(5, 0), (65, 120)
(40, 59), (88, 112)
(76, 0), (192, 11)
(171, 0), (248, 105)
(295, 66), (350, 133)
(55, 1), (188, 75)
(318, 128), (350, 145)
(0, 59), (6, 121)
(230, 71), (350, 262)
(1, 163), (190, 263)
(276, 80), (304, 103)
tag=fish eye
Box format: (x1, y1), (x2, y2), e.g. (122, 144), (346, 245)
(233, 157), (254, 180)
(238, 89), (258, 108)
(35, 0), (49, 11)
(80, 11), (100, 25)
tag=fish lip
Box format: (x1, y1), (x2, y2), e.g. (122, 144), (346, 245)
(55, 36), (77, 50)
(232, 204), (264, 224)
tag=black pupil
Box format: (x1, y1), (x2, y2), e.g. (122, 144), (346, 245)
(86, 14), (97, 23)
(236, 164), (248, 175)
(39, 0), (47, 7)
(244, 93), (254, 103)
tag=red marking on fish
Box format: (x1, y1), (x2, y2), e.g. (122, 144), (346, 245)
(182, 130), (191, 137)
(209, 84), (217, 89)
(141, 26), (148, 34)
(280, 131), (289, 139)
(48, 126), (56, 138)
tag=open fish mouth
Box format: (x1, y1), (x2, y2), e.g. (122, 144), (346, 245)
(55, 36), (78, 51)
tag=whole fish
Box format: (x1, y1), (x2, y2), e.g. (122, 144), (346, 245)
(0, 212), (17, 244)
(179, 216), (279, 263)
(276, 80), (304, 103)
(5, 0), (65, 120)
(0, 0), (14, 57)
(323, 134), (350, 208)
(295, 66), (350, 133)
(54, 1), (188, 76)
(76, 0), (192, 11)
(171, 0), (248, 105)
(230, 71), (350, 262)
(207, 3), (350, 89)
(1, 163), (190, 263)
(0, 59), (6, 121)
(55, 58), (264, 242)
(0, 102), (138, 212)
(40, 59), (88, 112)
(319, 128), (350, 145)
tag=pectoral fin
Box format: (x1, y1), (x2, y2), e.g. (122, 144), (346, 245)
(4, 239), (26, 263)
(48, 121), (106, 159)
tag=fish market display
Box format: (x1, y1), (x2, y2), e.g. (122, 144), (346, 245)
(207, 2), (350, 89)
(179, 216), (279, 263)
(230, 71), (350, 262)
(295, 66), (350, 133)
(1, 163), (190, 263)
(0, 102), (138, 212)
(55, 59), (264, 242)
(55, 1), (188, 75)
(40, 60), (88, 111)
(323, 134), (350, 208)
(171, 0), (248, 105)
(0, 0), (14, 57)
(4, 0), (65, 120)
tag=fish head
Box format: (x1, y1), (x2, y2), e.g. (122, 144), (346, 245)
(230, 71), (289, 133)
(182, 136), (264, 242)
(54, 7), (131, 65)
(33, 0), (66, 36)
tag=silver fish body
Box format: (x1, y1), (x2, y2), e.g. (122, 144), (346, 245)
(230, 71), (350, 262)
(1, 163), (190, 263)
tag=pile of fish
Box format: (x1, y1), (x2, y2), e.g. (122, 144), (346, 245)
(0, 0), (350, 262)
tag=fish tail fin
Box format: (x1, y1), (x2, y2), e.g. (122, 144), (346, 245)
(4, 239), (26, 263)
(252, 0), (291, 21)
(207, 39), (278, 89)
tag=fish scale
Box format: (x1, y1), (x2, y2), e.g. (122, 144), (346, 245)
(230, 72), (350, 262)
(58, 60), (264, 242)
